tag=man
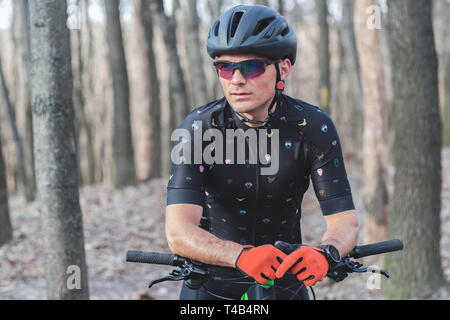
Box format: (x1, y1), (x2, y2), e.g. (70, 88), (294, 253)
(165, 5), (359, 300)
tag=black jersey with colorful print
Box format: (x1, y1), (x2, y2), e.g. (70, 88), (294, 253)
(166, 94), (355, 246)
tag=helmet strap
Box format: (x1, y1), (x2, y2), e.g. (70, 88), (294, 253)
(235, 63), (283, 129)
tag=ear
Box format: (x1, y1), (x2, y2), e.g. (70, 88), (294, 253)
(279, 58), (292, 81)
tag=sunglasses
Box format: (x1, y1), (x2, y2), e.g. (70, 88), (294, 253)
(213, 59), (281, 80)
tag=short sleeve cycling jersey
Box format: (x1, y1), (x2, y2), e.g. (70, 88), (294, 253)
(167, 94), (355, 246)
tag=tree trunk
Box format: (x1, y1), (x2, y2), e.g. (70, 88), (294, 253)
(12, 0), (36, 201)
(354, 0), (389, 246)
(206, 0), (224, 100)
(331, 23), (345, 125)
(71, 13), (86, 185)
(135, 0), (162, 179)
(29, 0), (89, 299)
(104, 0), (137, 187)
(341, 0), (364, 109)
(444, 48), (450, 147)
(185, 0), (209, 107)
(80, 0), (97, 184)
(0, 51), (29, 203)
(71, 0), (96, 185)
(278, 0), (285, 16)
(434, 0), (450, 146)
(317, 0), (331, 114)
(0, 130), (13, 246)
(341, 0), (364, 160)
(150, 0), (189, 135)
(256, 0), (269, 7)
(332, 1), (362, 161)
(385, 0), (444, 299)
(131, 0), (153, 181)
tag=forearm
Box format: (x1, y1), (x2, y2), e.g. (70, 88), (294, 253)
(168, 223), (243, 268)
(165, 204), (243, 268)
(320, 210), (359, 257)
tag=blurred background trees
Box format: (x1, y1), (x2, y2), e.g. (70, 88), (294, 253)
(0, 0), (448, 300)
(1, 0), (448, 188)
(0, 126), (12, 246)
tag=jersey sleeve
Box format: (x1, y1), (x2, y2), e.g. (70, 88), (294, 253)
(166, 113), (207, 207)
(306, 111), (355, 216)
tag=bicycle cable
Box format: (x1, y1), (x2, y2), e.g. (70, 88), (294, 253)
(309, 286), (316, 300)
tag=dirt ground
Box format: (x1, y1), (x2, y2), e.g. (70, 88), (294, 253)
(1, 149), (449, 300)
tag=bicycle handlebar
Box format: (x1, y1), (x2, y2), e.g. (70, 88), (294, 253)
(348, 239), (403, 259)
(126, 239), (404, 266)
(126, 250), (185, 266)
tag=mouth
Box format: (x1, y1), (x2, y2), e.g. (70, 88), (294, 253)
(231, 92), (252, 97)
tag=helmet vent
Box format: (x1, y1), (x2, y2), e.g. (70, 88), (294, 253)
(253, 17), (276, 36)
(281, 26), (290, 36)
(214, 21), (220, 36)
(230, 11), (244, 38)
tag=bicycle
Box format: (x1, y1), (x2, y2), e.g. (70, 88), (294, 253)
(126, 239), (403, 300)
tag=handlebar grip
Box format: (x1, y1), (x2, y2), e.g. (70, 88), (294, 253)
(126, 251), (184, 266)
(350, 239), (403, 258)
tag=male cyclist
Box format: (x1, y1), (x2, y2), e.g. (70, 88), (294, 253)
(166, 5), (359, 300)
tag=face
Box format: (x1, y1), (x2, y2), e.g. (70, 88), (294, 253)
(216, 53), (291, 120)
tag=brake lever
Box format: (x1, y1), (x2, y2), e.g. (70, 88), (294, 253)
(328, 258), (390, 281)
(364, 265), (390, 278)
(148, 270), (186, 288)
(148, 259), (211, 289)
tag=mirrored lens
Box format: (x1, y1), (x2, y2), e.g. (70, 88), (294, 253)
(240, 60), (266, 79)
(215, 60), (267, 80)
(216, 62), (234, 79)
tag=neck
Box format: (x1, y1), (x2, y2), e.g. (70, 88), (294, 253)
(234, 94), (278, 128)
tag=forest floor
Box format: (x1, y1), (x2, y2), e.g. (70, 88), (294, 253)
(1, 148), (449, 300)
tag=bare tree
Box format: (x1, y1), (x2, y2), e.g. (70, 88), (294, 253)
(29, 0), (89, 299)
(354, 0), (389, 245)
(70, 0), (96, 185)
(206, 0), (224, 100)
(184, 0), (209, 107)
(444, 42), (450, 147)
(134, 0), (162, 179)
(81, 0), (98, 181)
(11, 0), (35, 201)
(331, 23), (345, 125)
(0, 128), (13, 246)
(278, 0), (285, 16)
(333, 0), (364, 160)
(104, 0), (137, 187)
(434, 0), (450, 146)
(341, 0), (364, 109)
(385, 0), (444, 299)
(0, 49), (29, 202)
(317, 0), (331, 114)
(150, 0), (189, 135)
(256, 0), (270, 7)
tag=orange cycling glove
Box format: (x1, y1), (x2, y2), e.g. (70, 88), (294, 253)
(275, 245), (328, 287)
(235, 245), (287, 285)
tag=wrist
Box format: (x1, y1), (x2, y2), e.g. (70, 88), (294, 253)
(234, 245), (253, 268)
(316, 244), (341, 270)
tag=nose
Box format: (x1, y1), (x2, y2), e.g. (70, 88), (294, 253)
(230, 68), (246, 85)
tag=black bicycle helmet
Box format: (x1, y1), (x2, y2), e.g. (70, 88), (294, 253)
(207, 5), (297, 65)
